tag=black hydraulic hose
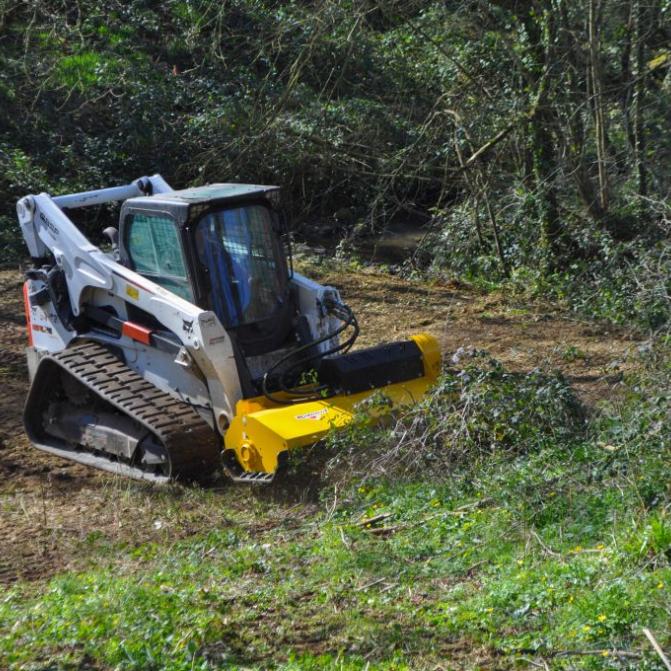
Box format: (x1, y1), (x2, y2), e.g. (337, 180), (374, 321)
(279, 305), (359, 380)
(261, 300), (359, 405)
(262, 301), (358, 403)
(276, 311), (359, 397)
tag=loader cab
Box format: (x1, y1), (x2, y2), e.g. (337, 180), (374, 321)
(118, 184), (294, 357)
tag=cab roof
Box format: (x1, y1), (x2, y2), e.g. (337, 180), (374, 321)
(120, 182), (282, 229)
(135, 183), (279, 204)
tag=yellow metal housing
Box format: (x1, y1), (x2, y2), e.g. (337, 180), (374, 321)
(224, 333), (441, 473)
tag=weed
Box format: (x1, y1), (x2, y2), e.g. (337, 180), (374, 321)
(560, 344), (589, 362)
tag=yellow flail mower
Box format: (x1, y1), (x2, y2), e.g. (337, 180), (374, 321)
(17, 176), (440, 483)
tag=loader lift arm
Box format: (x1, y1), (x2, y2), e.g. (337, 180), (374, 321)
(17, 175), (242, 431)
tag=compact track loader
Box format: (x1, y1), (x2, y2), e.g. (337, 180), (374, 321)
(17, 176), (441, 483)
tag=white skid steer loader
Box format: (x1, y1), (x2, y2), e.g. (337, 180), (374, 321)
(16, 176), (440, 483)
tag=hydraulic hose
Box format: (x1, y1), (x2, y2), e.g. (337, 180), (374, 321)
(261, 298), (359, 405)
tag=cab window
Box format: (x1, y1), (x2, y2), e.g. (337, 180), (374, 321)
(195, 204), (288, 327)
(125, 213), (193, 302)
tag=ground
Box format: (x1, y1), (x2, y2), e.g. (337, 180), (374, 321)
(0, 265), (641, 587)
(5, 265), (668, 671)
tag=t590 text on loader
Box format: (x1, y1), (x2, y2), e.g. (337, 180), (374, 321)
(16, 175), (441, 483)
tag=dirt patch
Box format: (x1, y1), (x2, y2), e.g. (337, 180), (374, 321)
(0, 267), (641, 586)
(311, 266), (641, 404)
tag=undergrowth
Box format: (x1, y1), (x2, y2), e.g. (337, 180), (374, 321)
(412, 203), (671, 331)
(323, 349), (586, 482)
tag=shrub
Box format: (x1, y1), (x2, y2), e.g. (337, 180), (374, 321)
(324, 349), (586, 483)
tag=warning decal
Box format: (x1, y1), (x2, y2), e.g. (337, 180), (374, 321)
(295, 408), (328, 421)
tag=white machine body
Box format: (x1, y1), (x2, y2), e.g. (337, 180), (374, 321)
(17, 175), (338, 435)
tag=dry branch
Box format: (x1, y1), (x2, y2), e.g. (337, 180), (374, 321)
(643, 628), (671, 671)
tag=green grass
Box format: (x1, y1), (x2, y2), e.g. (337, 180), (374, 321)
(1, 441), (670, 669)
(2, 354), (671, 670)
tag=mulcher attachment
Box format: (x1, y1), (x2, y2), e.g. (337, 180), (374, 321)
(224, 332), (442, 475)
(319, 339), (425, 394)
(225, 470), (275, 484)
(24, 341), (220, 483)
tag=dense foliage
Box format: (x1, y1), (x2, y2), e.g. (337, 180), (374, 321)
(0, 0), (461, 254)
(1, 1), (670, 326)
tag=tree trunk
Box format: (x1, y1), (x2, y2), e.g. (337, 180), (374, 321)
(481, 183), (508, 277)
(523, 7), (563, 266)
(530, 108), (562, 263)
(556, 0), (604, 222)
(472, 195), (485, 248)
(588, 0), (609, 212)
(621, 2), (636, 152)
(632, 0), (648, 199)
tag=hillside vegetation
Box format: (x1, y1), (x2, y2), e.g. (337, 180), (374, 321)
(1, 2), (671, 670)
(1, 1), (671, 327)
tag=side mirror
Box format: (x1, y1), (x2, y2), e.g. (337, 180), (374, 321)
(102, 226), (120, 261)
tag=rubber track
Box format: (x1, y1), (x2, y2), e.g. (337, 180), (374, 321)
(32, 341), (220, 481)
